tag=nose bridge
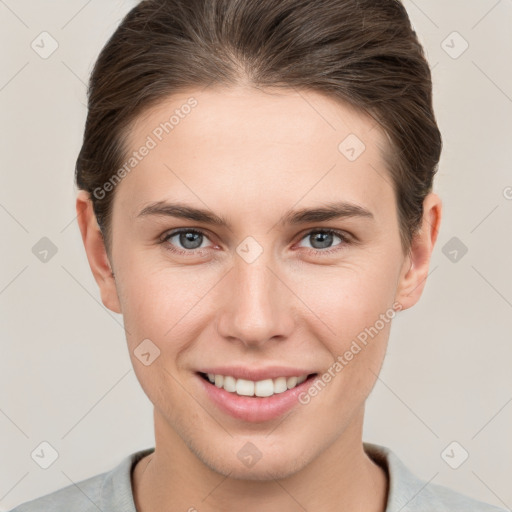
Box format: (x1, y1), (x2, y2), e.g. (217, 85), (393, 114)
(216, 253), (293, 347)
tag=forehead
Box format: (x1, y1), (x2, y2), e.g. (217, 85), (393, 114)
(116, 86), (394, 221)
(127, 85), (384, 153)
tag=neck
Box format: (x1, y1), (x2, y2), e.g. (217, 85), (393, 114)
(132, 408), (388, 512)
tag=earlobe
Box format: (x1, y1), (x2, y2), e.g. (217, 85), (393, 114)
(394, 193), (442, 310)
(76, 190), (122, 314)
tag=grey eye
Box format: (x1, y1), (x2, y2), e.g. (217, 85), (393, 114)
(299, 231), (343, 250)
(165, 230), (211, 250)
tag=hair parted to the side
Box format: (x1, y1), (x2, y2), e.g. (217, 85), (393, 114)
(75, 0), (442, 258)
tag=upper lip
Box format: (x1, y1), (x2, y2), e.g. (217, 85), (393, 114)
(197, 366), (317, 381)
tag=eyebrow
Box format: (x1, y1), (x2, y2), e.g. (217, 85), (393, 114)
(136, 200), (374, 228)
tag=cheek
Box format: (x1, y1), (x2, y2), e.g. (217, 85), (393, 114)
(289, 258), (398, 398)
(292, 259), (399, 337)
(117, 260), (219, 347)
(117, 266), (210, 406)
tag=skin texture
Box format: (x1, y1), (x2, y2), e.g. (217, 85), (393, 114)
(76, 86), (442, 512)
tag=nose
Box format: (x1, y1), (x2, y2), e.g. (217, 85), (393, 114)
(216, 256), (295, 349)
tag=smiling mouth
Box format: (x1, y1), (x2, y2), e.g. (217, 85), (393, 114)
(197, 371), (318, 398)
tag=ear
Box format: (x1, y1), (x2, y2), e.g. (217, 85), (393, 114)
(76, 190), (122, 314)
(394, 192), (442, 311)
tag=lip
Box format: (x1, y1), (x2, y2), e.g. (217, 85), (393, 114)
(196, 371), (318, 423)
(197, 365), (315, 381)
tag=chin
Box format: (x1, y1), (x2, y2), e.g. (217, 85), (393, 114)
(195, 442), (311, 481)
(212, 458), (307, 481)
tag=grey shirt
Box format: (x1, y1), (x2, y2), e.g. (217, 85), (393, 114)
(9, 443), (506, 511)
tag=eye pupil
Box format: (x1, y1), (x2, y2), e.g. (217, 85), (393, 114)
(180, 231), (202, 249)
(310, 231), (334, 249)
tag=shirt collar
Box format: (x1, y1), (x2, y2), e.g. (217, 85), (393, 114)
(364, 442), (431, 511)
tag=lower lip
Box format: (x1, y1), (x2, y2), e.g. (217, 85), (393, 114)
(196, 373), (318, 423)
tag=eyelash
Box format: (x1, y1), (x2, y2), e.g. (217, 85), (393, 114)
(159, 228), (353, 257)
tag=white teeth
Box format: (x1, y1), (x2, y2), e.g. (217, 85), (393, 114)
(297, 375), (307, 384)
(203, 373), (311, 397)
(273, 377), (288, 394)
(286, 376), (298, 389)
(236, 378), (254, 396)
(254, 379), (274, 397)
(223, 375), (237, 392)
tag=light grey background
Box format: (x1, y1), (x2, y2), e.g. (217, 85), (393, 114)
(1, 0), (511, 510)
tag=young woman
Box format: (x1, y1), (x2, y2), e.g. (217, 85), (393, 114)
(9, 0), (506, 511)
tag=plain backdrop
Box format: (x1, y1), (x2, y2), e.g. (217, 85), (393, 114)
(1, 0), (511, 510)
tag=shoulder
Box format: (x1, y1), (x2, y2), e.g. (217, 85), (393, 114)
(408, 478), (507, 512)
(8, 471), (106, 512)
(364, 442), (507, 512)
(8, 448), (154, 512)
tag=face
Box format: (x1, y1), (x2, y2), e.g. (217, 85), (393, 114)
(80, 86), (437, 480)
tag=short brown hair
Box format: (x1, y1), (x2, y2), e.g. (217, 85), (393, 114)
(75, 0), (442, 256)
